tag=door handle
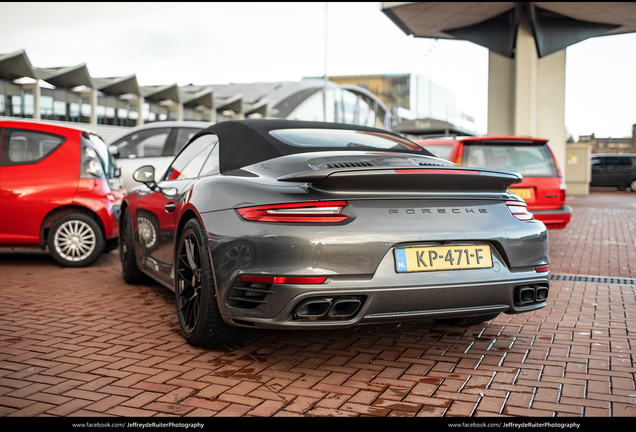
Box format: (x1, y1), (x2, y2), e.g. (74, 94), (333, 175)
(164, 202), (177, 213)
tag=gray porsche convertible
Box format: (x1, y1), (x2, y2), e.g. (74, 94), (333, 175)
(119, 119), (550, 346)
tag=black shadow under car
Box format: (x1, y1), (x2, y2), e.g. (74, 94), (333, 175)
(119, 120), (550, 346)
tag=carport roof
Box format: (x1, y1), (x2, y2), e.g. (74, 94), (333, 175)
(215, 93), (243, 113)
(93, 74), (141, 97)
(0, 49), (36, 81)
(180, 87), (214, 109)
(141, 83), (181, 103)
(381, 2), (636, 57)
(33, 64), (94, 89)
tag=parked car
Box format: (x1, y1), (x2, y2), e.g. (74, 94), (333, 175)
(590, 153), (636, 191)
(416, 136), (571, 229)
(120, 119), (550, 346)
(0, 120), (122, 266)
(107, 121), (210, 191)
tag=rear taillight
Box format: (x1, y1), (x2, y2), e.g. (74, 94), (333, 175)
(237, 201), (348, 223)
(535, 265), (549, 273)
(505, 200), (533, 221)
(559, 186), (566, 205)
(80, 145), (104, 179)
(238, 276), (327, 284)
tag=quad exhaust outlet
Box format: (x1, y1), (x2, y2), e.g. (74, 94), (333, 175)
(515, 284), (549, 305)
(292, 296), (363, 321)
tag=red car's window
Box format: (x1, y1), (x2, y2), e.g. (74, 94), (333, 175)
(0, 128), (65, 166)
(462, 143), (558, 177)
(421, 145), (453, 160)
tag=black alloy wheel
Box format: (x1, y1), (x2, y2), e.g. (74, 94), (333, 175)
(175, 219), (253, 346)
(177, 229), (203, 335)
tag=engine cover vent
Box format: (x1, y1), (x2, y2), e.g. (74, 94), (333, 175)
(323, 161), (374, 169)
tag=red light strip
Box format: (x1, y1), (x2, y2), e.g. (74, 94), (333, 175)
(237, 201), (348, 223)
(238, 276), (327, 284)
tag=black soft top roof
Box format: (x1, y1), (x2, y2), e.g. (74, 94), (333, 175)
(190, 119), (430, 173)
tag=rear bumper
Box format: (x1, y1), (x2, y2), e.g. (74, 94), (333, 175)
(531, 205), (572, 229)
(218, 249), (550, 330)
(200, 199), (550, 330)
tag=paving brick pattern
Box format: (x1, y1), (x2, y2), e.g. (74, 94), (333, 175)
(0, 190), (634, 417)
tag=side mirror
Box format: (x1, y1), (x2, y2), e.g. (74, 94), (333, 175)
(108, 146), (120, 158)
(133, 165), (156, 184)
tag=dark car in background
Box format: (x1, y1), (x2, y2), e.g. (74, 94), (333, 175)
(417, 136), (571, 229)
(107, 121), (210, 191)
(0, 120), (122, 266)
(590, 154), (636, 191)
(120, 119), (550, 346)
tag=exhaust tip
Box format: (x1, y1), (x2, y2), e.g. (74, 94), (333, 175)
(518, 287), (536, 304)
(291, 296), (366, 321)
(535, 287), (549, 301)
(514, 284), (549, 306)
(328, 298), (361, 318)
(294, 298), (331, 319)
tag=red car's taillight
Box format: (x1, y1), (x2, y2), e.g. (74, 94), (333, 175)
(238, 276), (327, 284)
(505, 200), (534, 221)
(237, 201), (348, 223)
(80, 145), (104, 179)
(559, 186), (566, 205)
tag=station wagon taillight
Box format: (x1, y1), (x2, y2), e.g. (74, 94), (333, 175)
(237, 201), (349, 223)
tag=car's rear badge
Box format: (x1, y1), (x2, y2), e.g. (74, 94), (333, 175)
(389, 208), (488, 214)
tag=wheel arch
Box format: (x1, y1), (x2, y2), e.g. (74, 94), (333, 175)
(175, 207), (207, 258)
(40, 205), (106, 248)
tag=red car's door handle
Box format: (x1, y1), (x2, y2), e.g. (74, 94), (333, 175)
(164, 202), (177, 213)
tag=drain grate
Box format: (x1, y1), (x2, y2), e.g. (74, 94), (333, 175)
(550, 273), (636, 286)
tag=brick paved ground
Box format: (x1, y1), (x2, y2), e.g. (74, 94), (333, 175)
(0, 190), (634, 419)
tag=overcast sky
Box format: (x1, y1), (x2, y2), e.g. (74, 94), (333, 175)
(2, 2), (636, 138)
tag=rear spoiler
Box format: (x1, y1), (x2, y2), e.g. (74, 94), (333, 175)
(278, 167), (522, 195)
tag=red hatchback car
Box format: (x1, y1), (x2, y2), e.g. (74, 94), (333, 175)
(416, 136), (571, 229)
(0, 120), (122, 266)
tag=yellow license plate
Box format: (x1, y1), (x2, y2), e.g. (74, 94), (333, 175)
(511, 188), (532, 200)
(395, 245), (492, 273)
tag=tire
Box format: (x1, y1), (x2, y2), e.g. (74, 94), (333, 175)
(48, 213), (104, 267)
(120, 208), (149, 284)
(175, 218), (253, 346)
(436, 313), (501, 326)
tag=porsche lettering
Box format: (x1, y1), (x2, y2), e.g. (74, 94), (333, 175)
(389, 208), (488, 214)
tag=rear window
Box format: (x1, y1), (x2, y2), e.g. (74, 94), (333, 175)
(270, 129), (424, 152)
(421, 145), (453, 160)
(462, 143), (558, 177)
